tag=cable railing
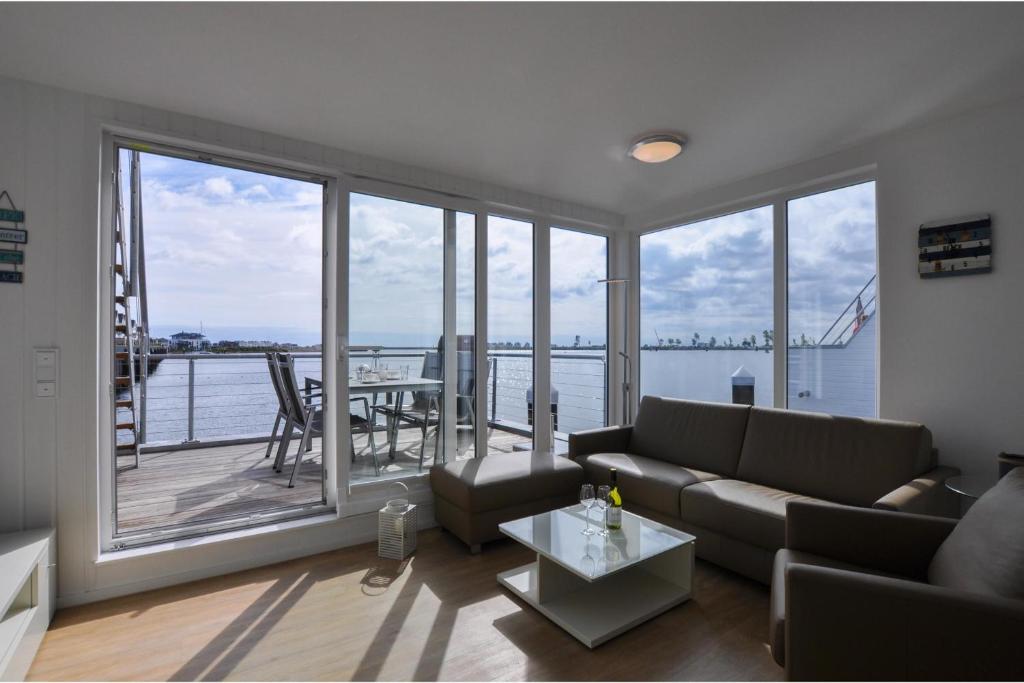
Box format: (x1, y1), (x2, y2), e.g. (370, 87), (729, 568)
(814, 274), (877, 347)
(126, 350), (608, 449)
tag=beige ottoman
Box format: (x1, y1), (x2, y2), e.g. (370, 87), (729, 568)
(429, 451), (585, 553)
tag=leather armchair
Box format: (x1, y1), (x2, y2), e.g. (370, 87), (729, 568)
(771, 500), (1024, 681)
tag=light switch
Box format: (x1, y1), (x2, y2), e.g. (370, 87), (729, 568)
(34, 348), (59, 398)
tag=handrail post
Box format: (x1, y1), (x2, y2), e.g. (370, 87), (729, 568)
(186, 358), (196, 443)
(491, 357), (498, 423)
(602, 356), (608, 426)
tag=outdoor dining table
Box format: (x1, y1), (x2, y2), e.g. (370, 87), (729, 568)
(304, 376), (444, 460)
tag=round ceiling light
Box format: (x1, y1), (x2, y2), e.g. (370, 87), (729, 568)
(628, 133), (686, 163)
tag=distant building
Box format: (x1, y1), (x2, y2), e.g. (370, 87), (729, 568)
(240, 340), (275, 349)
(170, 331), (210, 351)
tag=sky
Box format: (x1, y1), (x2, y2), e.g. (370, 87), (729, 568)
(639, 181), (876, 346)
(132, 153), (608, 348)
(125, 150), (324, 345)
(129, 150), (871, 350)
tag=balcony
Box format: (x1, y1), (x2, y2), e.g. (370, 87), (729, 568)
(114, 350), (606, 538)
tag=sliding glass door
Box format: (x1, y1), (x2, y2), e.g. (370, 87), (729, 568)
(107, 139), (328, 546)
(551, 227), (609, 448)
(346, 193), (485, 483)
(486, 216), (535, 453)
(348, 193), (445, 482)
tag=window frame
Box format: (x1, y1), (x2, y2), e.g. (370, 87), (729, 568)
(634, 169), (878, 414)
(98, 131), (340, 551)
(338, 176), (617, 497)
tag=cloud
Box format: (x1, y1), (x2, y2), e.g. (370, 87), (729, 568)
(241, 184), (271, 199)
(128, 151), (324, 336)
(203, 176), (234, 198)
(639, 183), (876, 345)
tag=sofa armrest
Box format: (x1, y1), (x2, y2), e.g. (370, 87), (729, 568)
(567, 425), (633, 460)
(786, 563), (1024, 681)
(786, 501), (957, 580)
(873, 465), (961, 517)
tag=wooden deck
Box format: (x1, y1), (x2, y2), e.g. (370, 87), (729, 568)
(116, 427), (533, 534)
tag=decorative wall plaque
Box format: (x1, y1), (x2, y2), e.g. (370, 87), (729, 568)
(918, 214), (991, 279)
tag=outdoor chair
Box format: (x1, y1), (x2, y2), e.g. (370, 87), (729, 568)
(376, 336), (485, 469)
(264, 352), (291, 460)
(274, 353), (381, 486)
(371, 349), (443, 470)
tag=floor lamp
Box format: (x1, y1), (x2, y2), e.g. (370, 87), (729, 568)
(599, 278), (632, 425)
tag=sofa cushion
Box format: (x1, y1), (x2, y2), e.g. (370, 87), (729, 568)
(680, 479), (823, 550)
(928, 469), (1024, 599)
(735, 407), (934, 507)
(429, 451), (583, 513)
(628, 396), (751, 475)
(577, 452), (721, 518)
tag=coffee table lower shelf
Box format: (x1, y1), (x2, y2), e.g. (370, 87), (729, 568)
(497, 554), (693, 648)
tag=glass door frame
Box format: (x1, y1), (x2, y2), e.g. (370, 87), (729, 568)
(97, 130), (340, 551)
(631, 169), (878, 415)
(336, 176), (618, 508)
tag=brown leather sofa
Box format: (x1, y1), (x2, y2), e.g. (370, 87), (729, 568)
(771, 471), (1024, 680)
(569, 396), (960, 583)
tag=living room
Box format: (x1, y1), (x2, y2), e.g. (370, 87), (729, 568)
(0, 3), (1022, 681)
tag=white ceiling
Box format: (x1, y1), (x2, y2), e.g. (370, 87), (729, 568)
(1, 3), (1024, 216)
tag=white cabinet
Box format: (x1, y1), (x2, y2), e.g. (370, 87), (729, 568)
(0, 529), (55, 682)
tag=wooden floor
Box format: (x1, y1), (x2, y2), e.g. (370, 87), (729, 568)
(117, 429), (533, 533)
(29, 529), (781, 681)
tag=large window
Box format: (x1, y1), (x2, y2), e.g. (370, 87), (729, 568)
(787, 181), (877, 417)
(487, 216), (534, 453)
(108, 142), (326, 544)
(551, 228), (608, 438)
(640, 207), (774, 406)
(638, 179), (878, 418)
(347, 196), (485, 482)
(349, 193), (446, 481)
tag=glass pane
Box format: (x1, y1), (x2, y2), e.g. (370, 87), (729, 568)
(487, 216), (534, 453)
(787, 182), (877, 417)
(551, 228), (608, 451)
(114, 148), (326, 536)
(349, 193), (444, 480)
(640, 206), (774, 406)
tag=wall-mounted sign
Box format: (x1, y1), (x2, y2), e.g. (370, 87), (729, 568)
(918, 214), (992, 279)
(0, 208), (25, 223)
(0, 192), (25, 284)
(0, 249), (24, 265)
(0, 228), (27, 244)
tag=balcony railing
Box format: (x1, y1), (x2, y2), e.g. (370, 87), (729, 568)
(124, 350), (607, 450)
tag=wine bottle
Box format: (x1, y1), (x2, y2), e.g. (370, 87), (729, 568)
(606, 468), (622, 530)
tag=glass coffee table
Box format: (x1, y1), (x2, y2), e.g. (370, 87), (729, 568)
(497, 505), (695, 648)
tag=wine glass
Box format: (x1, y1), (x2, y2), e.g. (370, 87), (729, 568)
(580, 542), (597, 578)
(595, 485), (610, 536)
(580, 484), (596, 535)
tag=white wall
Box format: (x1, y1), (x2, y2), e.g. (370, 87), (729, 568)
(0, 74), (622, 607)
(631, 95), (1024, 478)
